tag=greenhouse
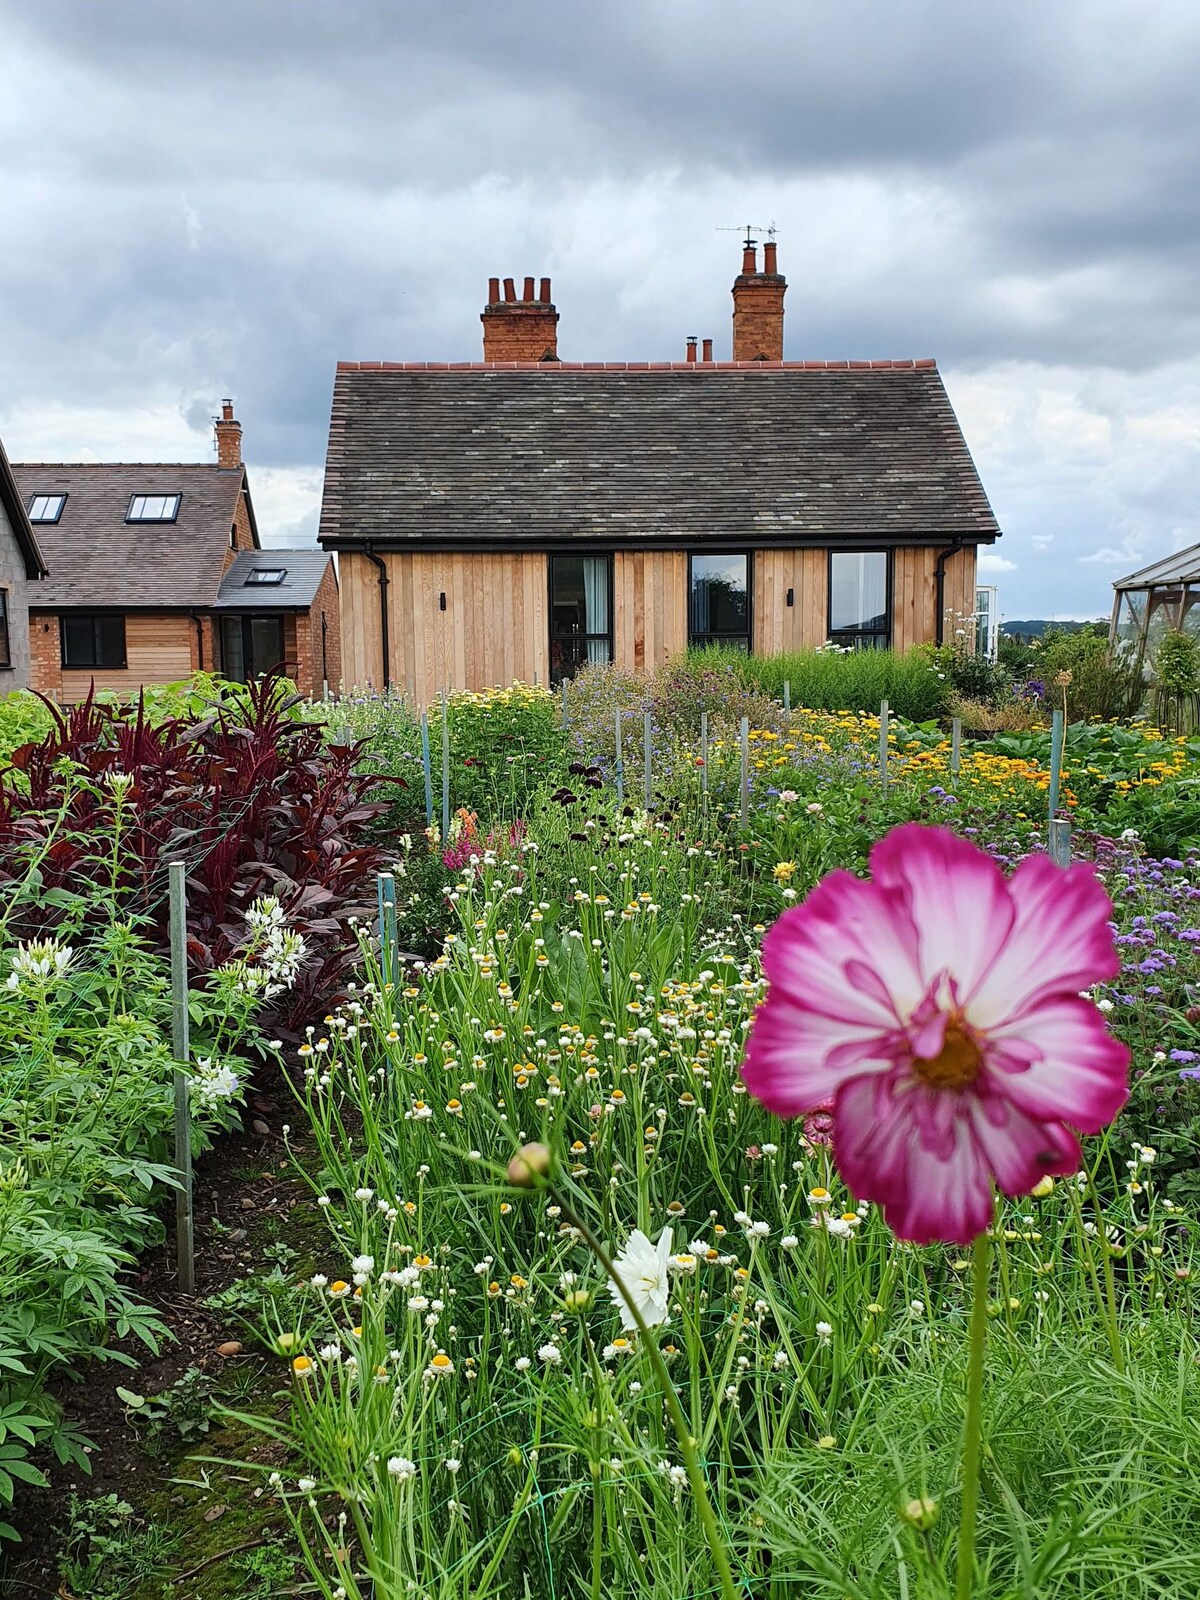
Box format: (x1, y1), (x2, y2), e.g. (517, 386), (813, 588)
(1111, 539), (1200, 668)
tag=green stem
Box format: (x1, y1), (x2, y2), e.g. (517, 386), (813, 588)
(556, 1192), (740, 1600)
(956, 1229), (991, 1600)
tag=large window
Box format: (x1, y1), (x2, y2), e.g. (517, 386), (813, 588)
(549, 555), (611, 685)
(828, 551), (891, 649)
(27, 494), (66, 524)
(689, 553), (750, 651)
(221, 615), (286, 683)
(0, 592), (10, 669)
(62, 614), (127, 670)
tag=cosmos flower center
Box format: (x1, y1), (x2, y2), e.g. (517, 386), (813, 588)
(912, 1016), (983, 1092)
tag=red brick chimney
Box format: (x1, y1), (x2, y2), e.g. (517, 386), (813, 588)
(481, 275), (560, 362)
(731, 240), (786, 362)
(215, 398), (242, 469)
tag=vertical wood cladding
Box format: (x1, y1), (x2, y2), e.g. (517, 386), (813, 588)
(338, 542), (982, 703)
(752, 549), (827, 652)
(613, 551), (687, 672)
(341, 551), (548, 703)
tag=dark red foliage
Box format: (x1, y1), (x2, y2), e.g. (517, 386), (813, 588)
(0, 675), (401, 1033)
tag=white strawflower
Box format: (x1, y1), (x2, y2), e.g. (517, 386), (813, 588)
(608, 1226), (673, 1331)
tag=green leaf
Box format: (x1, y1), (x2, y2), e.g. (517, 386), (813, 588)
(115, 1387), (145, 1408)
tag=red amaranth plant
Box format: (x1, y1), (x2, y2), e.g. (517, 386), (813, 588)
(0, 674), (402, 1032)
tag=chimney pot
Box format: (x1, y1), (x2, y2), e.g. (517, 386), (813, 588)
(481, 271), (561, 360)
(764, 240), (778, 275)
(702, 337), (713, 362)
(221, 398), (234, 420)
(742, 243), (757, 275)
(732, 241), (786, 361)
(686, 336), (698, 363)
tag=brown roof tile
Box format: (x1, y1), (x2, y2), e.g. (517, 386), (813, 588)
(11, 463), (252, 609)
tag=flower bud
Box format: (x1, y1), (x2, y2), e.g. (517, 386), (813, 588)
(900, 1495), (939, 1530)
(507, 1142), (552, 1188)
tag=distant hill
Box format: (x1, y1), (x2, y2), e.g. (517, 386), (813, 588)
(1001, 619), (1108, 639)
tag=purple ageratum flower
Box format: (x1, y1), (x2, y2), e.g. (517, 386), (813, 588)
(741, 824), (1129, 1247)
(1170, 1051), (1198, 1064)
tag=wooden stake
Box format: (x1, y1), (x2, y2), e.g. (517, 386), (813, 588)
(169, 861), (195, 1294)
(615, 711), (624, 807)
(740, 716), (749, 827)
(1048, 708), (1064, 823)
(783, 680), (791, 713)
(643, 710), (652, 810)
(1049, 818), (1072, 868)
(700, 711), (709, 800)
(879, 700), (889, 786)
(420, 712), (433, 829)
(951, 716), (961, 777)
(441, 691), (451, 840)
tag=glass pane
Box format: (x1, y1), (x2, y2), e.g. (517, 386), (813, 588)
(97, 616), (125, 667)
(830, 552), (888, 634)
(550, 556), (611, 682)
(62, 616), (94, 667)
(690, 554), (748, 637)
(221, 618), (246, 681)
(1181, 588), (1200, 641)
(248, 617), (285, 678)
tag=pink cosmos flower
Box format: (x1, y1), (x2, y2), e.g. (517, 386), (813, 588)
(742, 824), (1129, 1245)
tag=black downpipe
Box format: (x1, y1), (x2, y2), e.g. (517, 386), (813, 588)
(191, 611), (205, 671)
(363, 545), (391, 688)
(934, 538), (965, 646)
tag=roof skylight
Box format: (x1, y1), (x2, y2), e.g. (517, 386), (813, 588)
(27, 494), (66, 524)
(126, 493), (181, 523)
(244, 568), (287, 585)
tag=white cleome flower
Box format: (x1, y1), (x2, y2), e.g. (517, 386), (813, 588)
(608, 1225), (673, 1331)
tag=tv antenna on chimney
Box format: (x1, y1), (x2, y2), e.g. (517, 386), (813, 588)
(717, 222), (778, 248)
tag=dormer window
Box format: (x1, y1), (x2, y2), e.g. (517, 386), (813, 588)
(27, 494), (66, 524)
(126, 493), (181, 523)
(244, 568), (286, 586)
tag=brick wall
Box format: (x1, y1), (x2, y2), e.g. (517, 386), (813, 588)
(292, 560), (342, 697)
(30, 613), (62, 697)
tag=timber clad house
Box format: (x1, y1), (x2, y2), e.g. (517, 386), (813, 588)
(14, 405), (341, 702)
(319, 244), (1000, 702)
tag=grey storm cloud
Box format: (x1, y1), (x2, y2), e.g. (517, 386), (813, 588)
(1, 0), (1198, 611)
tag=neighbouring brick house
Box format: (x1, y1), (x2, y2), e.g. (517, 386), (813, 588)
(319, 242), (1000, 702)
(13, 404), (341, 701)
(0, 435), (49, 690)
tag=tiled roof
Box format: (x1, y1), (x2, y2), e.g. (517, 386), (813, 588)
(11, 463), (252, 608)
(214, 549), (334, 610)
(319, 362), (1000, 551)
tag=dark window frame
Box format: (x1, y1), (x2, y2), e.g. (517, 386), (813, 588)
(125, 493), (182, 523)
(243, 568), (287, 586)
(26, 493), (67, 524)
(0, 591), (10, 670)
(826, 549), (893, 649)
(61, 613), (127, 670)
(219, 613), (287, 683)
(688, 551), (753, 652)
(548, 553), (614, 685)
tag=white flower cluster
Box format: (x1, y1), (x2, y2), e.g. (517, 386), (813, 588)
(219, 898), (309, 1000)
(7, 937), (75, 992)
(191, 1055), (240, 1108)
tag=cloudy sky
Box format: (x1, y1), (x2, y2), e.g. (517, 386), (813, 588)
(2, 0), (1198, 621)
